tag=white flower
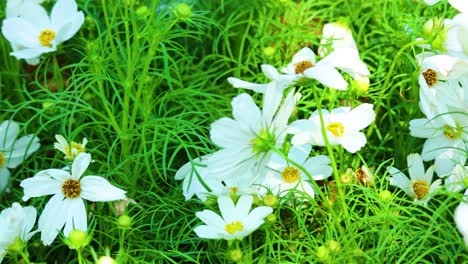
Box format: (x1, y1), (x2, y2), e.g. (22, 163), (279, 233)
(0, 120), (40, 192)
(454, 190), (468, 247)
(0, 203), (37, 263)
(409, 112), (467, 176)
(193, 195), (272, 240)
(207, 88), (296, 181)
(6, 0), (45, 18)
(281, 47), (370, 90)
(20, 153), (126, 246)
(445, 164), (468, 193)
(318, 21), (357, 57)
(387, 153), (442, 206)
(54, 134), (88, 161)
(288, 103), (375, 153)
(263, 145), (332, 198)
(1, 0), (84, 64)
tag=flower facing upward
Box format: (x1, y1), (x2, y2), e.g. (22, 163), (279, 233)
(54, 134), (88, 161)
(0, 120), (40, 192)
(1, 0), (84, 64)
(20, 153), (126, 246)
(387, 153), (442, 206)
(0, 203), (37, 263)
(194, 195), (272, 240)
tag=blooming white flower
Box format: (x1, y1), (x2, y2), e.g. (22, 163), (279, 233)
(194, 195), (272, 240)
(263, 145), (332, 198)
(288, 103), (375, 153)
(281, 47), (370, 90)
(6, 0), (45, 18)
(0, 120), (40, 192)
(20, 153), (126, 246)
(454, 190), (468, 247)
(54, 134), (88, 161)
(0, 203), (37, 263)
(445, 164), (468, 193)
(387, 153), (442, 206)
(1, 0), (85, 64)
(206, 88), (296, 181)
(409, 112), (467, 176)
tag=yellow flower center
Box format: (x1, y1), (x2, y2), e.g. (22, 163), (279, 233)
(0, 152), (5, 168)
(327, 122), (345, 137)
(39, 29), (56, 47)
(225, 221), (243, 234)
(64, 141), (86, 161)
(422, 69), (438, 87)
(295, 60), (314, 74)
(250, 129), (276, 155)
(230, 187), (238, 193)
(412, 180), (430, 200)
(62, 179), (81, 198)
(442, 125), (461, 140)
(281, 166), (300, 183)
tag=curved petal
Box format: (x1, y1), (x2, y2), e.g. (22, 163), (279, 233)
(195, 210), (225, 229)
(291, 47), (316, 64)
(231, 93), (262, 133)
(39, 193), (66, 246)
(53, 12), (84, 44)
(71, 153), (91, 179)
(409, 118), (439, 138)
(210, 118), (251, 149)
(193, 225), (223, 239)
(235, 195), (253, 218)
(340, 132), (367, 153)
(218, 196), (236, 223)
(387, 167), (413, 197)
(20, 169), (67, 201)
(0, 167), (10, 193)
(407, 153), (426, 181)
(80, 176), (126, 202)
(321, 48), (370, 77)
(421, 135), (453, 161)
(0, 120), (19, 149)
(303, 65), (348, 90)
(21, 206), (37, 241)
(63, 198), (87, 237)
(346, 103), (375, 131)
(227, 77), (267, 93)
(1, 18), (41, 49)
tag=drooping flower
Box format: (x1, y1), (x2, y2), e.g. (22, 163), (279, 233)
(0, 203), (37, 263)
(0, 120), (40, 192)
(1, 0), (85, 64)
(387, 153), (442, 206)
(454, 190), (468, 247)
(263, 144), (332, 198)
(193, 195), (272, 240)
(445, 164), (468, 193)
(20, 153), (126, 246)
(288, 103), (375, 153)
(54, 134), (88, 161)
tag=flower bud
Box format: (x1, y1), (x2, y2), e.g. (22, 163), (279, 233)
(229, 249), (243, 262)
(263, 194), (278, 207)
(136, 5), (149, 17)
(174, 3), (191, 20)
(422, 17), (443, 40)
(68, 229), (89, 249)
(379, 190), (392, 201)
(326, 240), (340, 253)
(263, 46), (276, 57)
(266, 213), (277, 223)
(118, 214), (132, 228)
(316, 245), (329, 259)
(98, 256), (116, 264)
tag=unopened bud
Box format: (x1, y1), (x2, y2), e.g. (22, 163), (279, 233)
(379, 190), (392, 201)
(229, 249), (243, 262)
(174, 3), (191, 20)
(266, 213), (277, 223)
(263, 194), (278, 207)
(68, 229), (89, 249)
(118, 215), (132, 228)
(326, 240), (340, 253)
(263, 46), (276, 57)
(316, 245), (329, 259)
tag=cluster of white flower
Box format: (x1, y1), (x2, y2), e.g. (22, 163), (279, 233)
(176, 21), (375, 241)
(388, 0), (468, 246)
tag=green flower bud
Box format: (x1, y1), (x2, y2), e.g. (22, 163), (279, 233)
(174, 3), (191, 20)
(316, 245), (329, 259)
(136, 5), (149, 17)
(266, 213), (277, 223)
(118, 215), (132, 228)
(229, 249), (243, 262)
(68, 229), (89, 249)
(326, 240), (340, 253)
(379, 190), (392, 201)
(263, 194), (278, 207)
(263, 46), (276, 57)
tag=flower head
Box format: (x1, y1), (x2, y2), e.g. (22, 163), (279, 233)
(288, 103), (375, 153)
(54, 134), (88, 161)
(0, 120), (40, 192)
(454, 190), (468, 247)
(387, 153), (442, 206)
(20, 153), (126, 245)
(194, 195), (272, 240)
(1, 0), (85, 64)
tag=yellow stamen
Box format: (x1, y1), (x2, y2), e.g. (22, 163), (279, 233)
(0, 152), (5, 168)
(39, 29), (56, 47)
(281, 166), (300, 183)
(422, 69), (438, 86)
(225, 221), (243, 234)
(443, 125), (461, 140)
(62, 179), (81, 198)
(295, 60), (314, 74)
(327, 122), (345, 137)
(412, 180), (430, 200)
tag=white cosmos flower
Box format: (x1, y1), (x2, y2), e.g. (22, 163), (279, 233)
(0, 120), (40, 192)
(54, 134), (88, 161)
(454, 190), (468, 247)
(288, 103), (375, 153)
(193, 195), (272, 240)
(20, 153), (126, 246)
(6, 0), (45, 18)
(409, 112), (467, 177)
(207, 88), (296, 181)
(281, 47), (370, 90)
(0, 203), (37, 263)
(263, 144), (332, 199)
(1, 0), (85, 65)
(387, 153), (442, 206)
(445, 164), (468, 193)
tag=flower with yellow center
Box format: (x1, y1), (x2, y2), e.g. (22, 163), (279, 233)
(263, 145), (332, 199)
(1, 0), (85, 65)
(54, 134), (88, 161)
(194, 195), (272, 240)
(20, 153), (126, 246)
(288, 103), (375, 153)
(387, 153), (441, 206)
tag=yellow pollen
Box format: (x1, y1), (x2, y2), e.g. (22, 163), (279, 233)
(225, 221), (243, 234)
(281, 166), (300, 183)
(412, 180), (430, 200)
(62, 179), (81, 198)
(327, 122), (345, 137)
(422, 69), (438, 86)
(442, 125), (461, 140)
(0, 152), (5, 168)
(295, 60), (314, 74)
(230, 187), (239, 193)
(39, 29), (56, 47)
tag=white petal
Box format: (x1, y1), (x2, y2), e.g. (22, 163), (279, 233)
(80, 176), (126, 202)
(210, 117), (251, 149)
(218, 196), (236, 222)
(53, 12), (85, 44)
(193, 225), (222, 239)
(5, 135), (40, 168)
(407, 153), (426, 181)
(63, 198), (87, 237)
(288, 145), (311, 165)
(387, 167), (413, 197)
(0, 120), (19, 149)
(320, 48), (370, 77)
(71, 153), (91, 179)
(291, 47), (316, 64)
(346, 103), (375, 131)
(340, 131), (367, 153)
(303, 65), (348, 90)
(231, 93), (262, 133)
(20, 169), (67, 201)
(195, 210), (225, 229)
(0, 167), (10, 193)
(21, 206), (37, 241)
(235, 195), (253, 218)
(227, 77), (267, 93)
(39, 193), (67, 246)
(1, 18), (41, 48)
(409, 118), (439, 138)
(454, 200), (468, 247)
(449, 0), (468, 14)
(421, 135), (453, 161)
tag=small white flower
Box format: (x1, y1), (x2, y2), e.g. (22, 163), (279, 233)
(387, 153), (442, 206)
(0, 203), (37, 263)
(193, 195), (272, 240)
(318, 21), (358, 57)
(263, 145), (332, 198)
(0, 120), (40, 192)
(54, 134), (88, 161)
(454, 190), (468, 247)
(288, 103), (375, 153)
(20, 153), (126, 246)
(1, 0), (85, 64)
(445, 164), (468, 193)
